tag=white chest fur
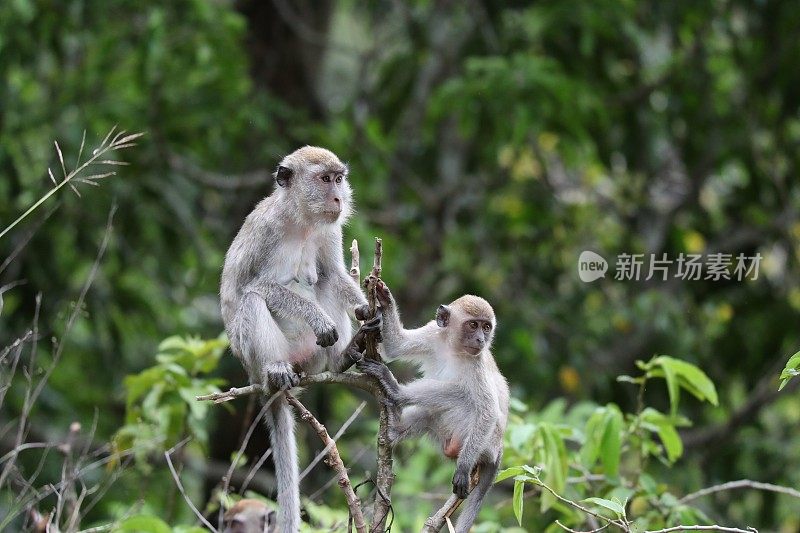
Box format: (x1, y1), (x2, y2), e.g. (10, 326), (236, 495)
(276, 233), (320, 289)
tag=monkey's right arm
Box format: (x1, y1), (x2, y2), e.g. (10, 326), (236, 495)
(374, 280), (437, 361)
(247, 281), (339, 347)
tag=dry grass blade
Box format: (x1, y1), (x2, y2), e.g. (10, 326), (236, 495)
(76, 130), (86, 167)
(113, 132), (145, 146)
(48, 168), (57, 186)
(81, 172), (116, 182)
(54, 141), (67, 180)
(99, 125), (117, 151)
(99, 160), (129, 166)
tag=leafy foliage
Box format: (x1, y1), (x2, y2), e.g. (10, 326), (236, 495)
(495, 357), (720, 531)
(112, 335), (226, 470)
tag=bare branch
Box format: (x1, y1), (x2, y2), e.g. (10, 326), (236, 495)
(350, 239), (361, 284)
(678, 479), (800, 504)
(285, 393), (367, 533)
(555, 520), (610, 533)
(299, 401), (367, 482)
(196, 372), (379, 403)
(645, 526), (757, 533)
(165, 441), (218, 533)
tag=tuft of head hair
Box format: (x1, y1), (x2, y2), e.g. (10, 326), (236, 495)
(279, 146), (347, 174)
(450, 294), (495, 322)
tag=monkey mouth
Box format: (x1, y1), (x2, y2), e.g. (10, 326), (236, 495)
(321, 210), (341, 222)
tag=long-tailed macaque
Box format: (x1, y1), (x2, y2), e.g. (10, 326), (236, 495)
(357, 280), (509, 533)
(220, 146), (371, 531)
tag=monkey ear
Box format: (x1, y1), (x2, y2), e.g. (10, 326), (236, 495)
(435, 305), (450, 328)
(275, 165), (292, 187)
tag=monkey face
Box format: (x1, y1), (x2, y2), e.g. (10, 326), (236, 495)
(459, 317), (494, 355)
(311, 168), (351, 222)
(437, 295), (496, 356)
(275, 146), (353, 224)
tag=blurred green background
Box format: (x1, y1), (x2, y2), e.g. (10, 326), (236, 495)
(2, 0), (799, 531)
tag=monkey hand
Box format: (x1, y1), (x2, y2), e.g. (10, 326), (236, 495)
(357, 312), (383, 346)
(264, 361), (301, 391)
(312, 316), (339, 347)
(374, 279), (393, 309)
(356, 357), (388, 379)
(354, 304), (372, 321)
(452, 464), (472, 499)
(356, 358), (401, 405)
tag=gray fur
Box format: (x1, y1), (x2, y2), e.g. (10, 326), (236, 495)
(220, 147), (367, 532)
(359, 282), (509, 533)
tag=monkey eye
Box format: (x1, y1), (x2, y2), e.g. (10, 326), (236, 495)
(321, 174), (332, 183)
(335, 175), (343, 184)
(483, 323), (491, 332)
(469, 321), (478, 330)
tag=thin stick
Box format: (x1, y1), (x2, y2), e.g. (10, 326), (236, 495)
(350, 239), (361, 284)
(363, 237), (383, 362)
(165, 442), (218, 532)
(285, 393), (367, 533)
(361, 238), (395, 533)
(645, 527), (757, 533)
(299, 401), (367, 481)
(196, 372), (379, 403)
(555, 520), (610, 533)
(678, 479), (800, 504)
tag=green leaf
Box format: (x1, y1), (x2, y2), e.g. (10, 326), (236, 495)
(779, 351), (800, 391)
(580, 408), (605, 467)
(539, 423), (567, 511)
(583, 497), (624, 517)
(118, 515), (171, 533)
(654, 357), (680, 415)
(496, 466), (526, 482)
(599, 406), (622, 477)
(640, 408), (684, 462)
(649, 356), (719, 411)
(513, 477), (525, 525)
(656, 422), (682, 462)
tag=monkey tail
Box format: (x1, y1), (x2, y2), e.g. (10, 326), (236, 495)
(264, 395), (301, 532)
(454, 459), (500, 533)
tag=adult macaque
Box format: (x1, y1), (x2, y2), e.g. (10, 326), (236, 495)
(220, 146), (372, 531)
(357, 280), (509, 533)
